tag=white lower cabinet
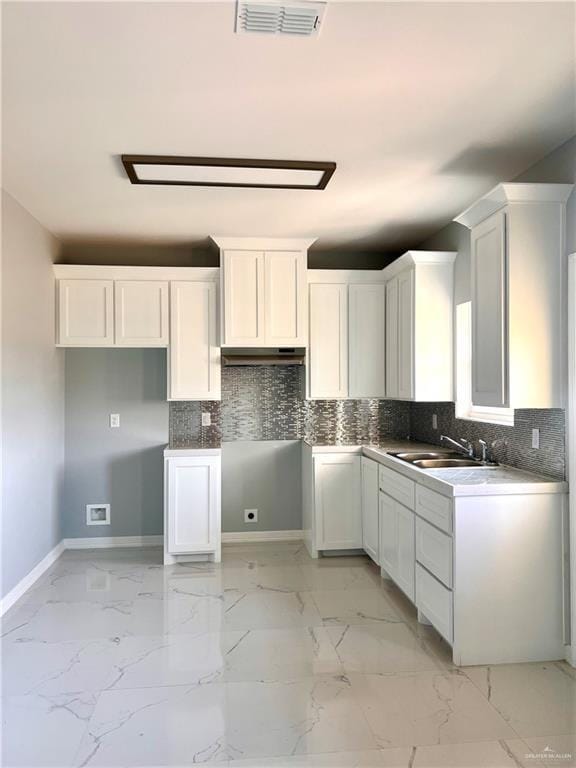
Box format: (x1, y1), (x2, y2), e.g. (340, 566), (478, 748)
(164, 453), (221, 563)
(379, 491), (415, 600)
(361, 457), (379, 564)
(313, 453), (362, 551)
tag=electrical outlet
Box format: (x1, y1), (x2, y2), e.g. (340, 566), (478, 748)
(432, 414), (438, 430)
(110, 413), (120, 428)
(532, 428), (540, 449)
(244, 508), (258, 524)
(201, 412), (211, 427)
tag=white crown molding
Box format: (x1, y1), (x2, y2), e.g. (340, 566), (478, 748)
(454, 183), (574, 229)
(0, 540), (65, 616)
(307, 269), (386, 284)
(381, 250), (457, 280)
(53, 265), (219, 281)
(210, 236), (316, 251)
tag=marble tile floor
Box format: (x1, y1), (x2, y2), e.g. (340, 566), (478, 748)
(1, 542), (575, 767)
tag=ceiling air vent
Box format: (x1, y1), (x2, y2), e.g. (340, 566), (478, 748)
(236, 1), (326, 36)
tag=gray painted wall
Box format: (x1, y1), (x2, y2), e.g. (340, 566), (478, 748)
(1, 191), (64, 600)
(222, 441), (302, 532)
(63, 349), (168, 538)
(418, 135), (576, 302)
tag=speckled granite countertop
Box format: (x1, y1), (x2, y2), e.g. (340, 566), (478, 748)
(164, 445), (221, 456)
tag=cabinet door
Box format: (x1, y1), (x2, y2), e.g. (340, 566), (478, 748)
(222, 250), (265, 346)
(264, 251), (307, 346)
(398, 269), (414, 400)
(471, 210), (508, 407)
(58, 279), (114, 346)
(169, 282), (220, 400)
(379, 492), (398, 577)
(396, 503), (415, 601)
(361, 458), (379, 564)
(349, 284), (386, 398)
(385, 278), (399, 398)
(166, 456), (221, 554)
(314, 454), (361, 550)
(308, 284), (348, 398)
(115, 280), (168, 347)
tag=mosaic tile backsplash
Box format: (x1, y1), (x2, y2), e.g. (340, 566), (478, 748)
(169, 366), (410, 447)
(410, 402), (565, 479)
(169, 367), (566, 479)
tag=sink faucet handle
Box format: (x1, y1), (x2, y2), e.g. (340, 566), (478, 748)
(459, 438), (474, 457)
(478, 439), (488, 462)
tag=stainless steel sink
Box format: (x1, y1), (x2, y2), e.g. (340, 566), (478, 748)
(412, 458), (485, 468)
(391, 451), (464, 461)
(389, 451), (498, 470)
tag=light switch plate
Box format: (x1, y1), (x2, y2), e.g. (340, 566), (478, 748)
(432, 414), (438, 430)
(531, 428), (540, 449)
(201, 412), (211, 427)
(110, 414), (120, 428)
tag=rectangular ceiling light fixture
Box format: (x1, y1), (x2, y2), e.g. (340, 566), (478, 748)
(121, 155), (336, 190)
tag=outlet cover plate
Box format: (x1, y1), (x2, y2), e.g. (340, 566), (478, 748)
(244, 508), (258, 524)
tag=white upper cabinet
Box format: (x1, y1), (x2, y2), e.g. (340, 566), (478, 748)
(265, 251), (307, 346)
(115, 280), (169, 347)
(383, 252), (456, 402)
(213, 238), (313, 347)
(385, 278), (399, 398)
(222, 250), (265, 346)
(309, 283), (348, 399)
(169, 281), (220, 401)
(58, 279), (114, 346)
(307, 273), (386, 400)
(455, 183), (573, 410)
(349, 284), (386, 398)
(470, 211), (507, 407)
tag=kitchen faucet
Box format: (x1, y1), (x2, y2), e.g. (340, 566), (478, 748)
(440, 434), (474, 458)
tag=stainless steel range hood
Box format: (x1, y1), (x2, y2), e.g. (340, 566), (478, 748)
(222, 348), (306, 366)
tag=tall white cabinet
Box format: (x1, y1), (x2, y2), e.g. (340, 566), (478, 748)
(384, 252), (456, 402)
(212, 237), (313, 347)
(455, 183), (573, 409)
(307, 273), (386, 399)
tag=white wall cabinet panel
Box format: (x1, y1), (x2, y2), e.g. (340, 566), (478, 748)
(314, 453), (361, 550)
(114, 280), (169, 347)
(222, 250), (265, 346)
(308, 284), (348, 399)
(385, 278), (399, 398)
(397, 269), (414, 400)
(455, 183), (573, 410)
(169, 281), (220, 401)
(58, 279), (114, 346)
(264, 251), (307, 346)
(165, 456), (221, 558)
(349, 284), (386, 398)
(361, 457), (379, 564)
(383, 252), (455, 402)
(470, 211), (507, 407)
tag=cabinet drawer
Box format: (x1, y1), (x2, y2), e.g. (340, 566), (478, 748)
(415, 564), (453, 644)
(415, 486), (452, 534)
(379, 466), (415, 510)
(416, 517), (452, 588)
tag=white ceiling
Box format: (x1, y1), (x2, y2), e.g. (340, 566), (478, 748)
(2, 1), (575, 255)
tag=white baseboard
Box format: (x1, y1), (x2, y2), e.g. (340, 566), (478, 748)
(0, 540), (65, 616)
(222, 530), (303, 544)
(63, 535), (164, 550)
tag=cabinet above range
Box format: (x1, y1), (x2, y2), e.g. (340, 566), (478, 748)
(211, 237), (314, 348)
